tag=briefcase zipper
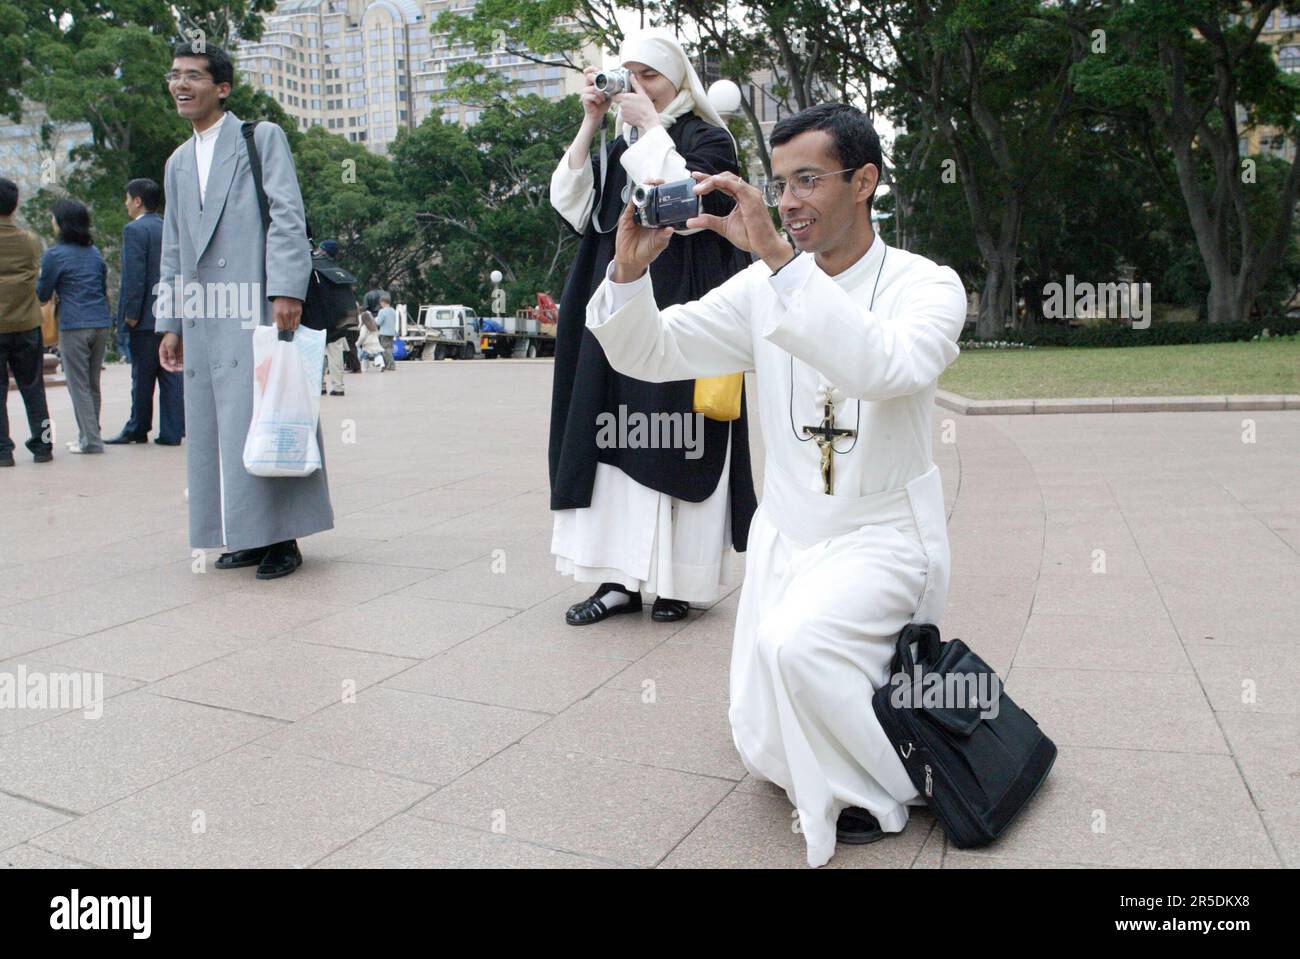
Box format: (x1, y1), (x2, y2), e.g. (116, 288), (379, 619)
(924, 764), (933, 797)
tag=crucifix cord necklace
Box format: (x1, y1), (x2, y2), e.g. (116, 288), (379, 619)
(787, 243), (889, 461)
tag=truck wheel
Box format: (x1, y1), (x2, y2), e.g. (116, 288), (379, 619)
(527, 342), (538, 359)
(434, 344), (447, 361)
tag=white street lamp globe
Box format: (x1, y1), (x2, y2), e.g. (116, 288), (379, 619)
(490, 270), (503, 285)
(708, 79), (742, 117)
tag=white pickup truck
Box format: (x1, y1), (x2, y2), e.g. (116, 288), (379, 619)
(414, 304), (555, 359)
(415, 304), (483, 360)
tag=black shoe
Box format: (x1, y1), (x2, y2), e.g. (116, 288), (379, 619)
(105, 432), (149, 445)
(836, 807), (887, 845)
(215, 546), (270, 570)
(651, 597), (690, 622)
(154, 437), (181, 446)
(565, 584), (642, 626)
(0, 453), (14, 468)
(256, 540), (303, 580)
(329, 390), (345, 396)
(32, 450), (53, 464)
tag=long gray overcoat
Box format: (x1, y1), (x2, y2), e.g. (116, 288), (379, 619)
(157, 111), (334, 551)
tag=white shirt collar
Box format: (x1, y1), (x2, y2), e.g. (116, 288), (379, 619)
(194, 112), (226, 143)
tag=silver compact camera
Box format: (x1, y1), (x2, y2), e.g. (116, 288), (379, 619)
(594, 67), (631, 98)
(632, 178), (701, 229)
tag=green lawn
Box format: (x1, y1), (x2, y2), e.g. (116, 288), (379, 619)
(939, 339), (1300, 399)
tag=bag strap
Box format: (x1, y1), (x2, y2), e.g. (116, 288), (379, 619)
(241, 122), (271, 232)
(242, 121), (316, 242)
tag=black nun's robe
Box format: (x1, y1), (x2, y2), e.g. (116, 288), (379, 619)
(548, 112), (758, 573)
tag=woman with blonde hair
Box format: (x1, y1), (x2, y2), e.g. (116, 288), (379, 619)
(549, 28), (757, 626)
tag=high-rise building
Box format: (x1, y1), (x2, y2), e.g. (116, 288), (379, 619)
(0, 103), (93, 217)
(1241, 8), (1299, 160)
(234, 0), (597, 154)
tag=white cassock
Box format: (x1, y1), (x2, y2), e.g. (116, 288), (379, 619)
(549, 125), (734, 604)
(586, 234), (966, 866)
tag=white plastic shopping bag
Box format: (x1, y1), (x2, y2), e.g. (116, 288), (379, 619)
(243, 325), (326, 477)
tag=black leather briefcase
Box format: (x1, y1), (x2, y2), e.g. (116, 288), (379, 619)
(872, 623), (1056, 848)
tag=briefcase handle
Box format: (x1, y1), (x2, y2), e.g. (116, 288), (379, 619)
(892, 623), (942, 675)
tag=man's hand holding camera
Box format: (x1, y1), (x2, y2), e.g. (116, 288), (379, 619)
(687, 172), (794, 270)
(612, 171), (796, 283)
(613, 178), (674, 283)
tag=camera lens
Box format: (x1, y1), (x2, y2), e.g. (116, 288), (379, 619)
(632, 185), (650, 207)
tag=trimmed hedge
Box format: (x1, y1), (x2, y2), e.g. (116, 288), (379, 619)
(967, 316), (1300, 348)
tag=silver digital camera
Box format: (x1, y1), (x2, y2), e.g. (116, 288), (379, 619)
(632, 178), (701, 229)
(594, 67), (631, 98)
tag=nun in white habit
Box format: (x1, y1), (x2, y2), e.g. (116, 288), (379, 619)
(548, 28), (758, 627)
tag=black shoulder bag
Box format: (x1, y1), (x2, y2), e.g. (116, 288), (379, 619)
(872, 623), (1057, 848)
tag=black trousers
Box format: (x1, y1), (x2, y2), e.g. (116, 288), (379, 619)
(0, 327), (53, 455)
(343, 329), (361, 372)
(122, 328), (184, 442)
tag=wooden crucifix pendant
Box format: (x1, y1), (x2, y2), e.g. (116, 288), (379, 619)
(802, 401), (856, 494)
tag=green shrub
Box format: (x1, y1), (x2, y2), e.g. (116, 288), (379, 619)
(971, 317), (1300, 348)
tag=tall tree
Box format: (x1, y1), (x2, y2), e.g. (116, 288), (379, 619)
(384, 96), (585, 311)
(820, 0), (1094, 337)
(1073, 0), (1300, 324)
(293, 125), (403, 290)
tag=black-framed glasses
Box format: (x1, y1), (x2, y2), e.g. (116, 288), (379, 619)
(762, 168), (858, 207)
(165, 70), (213, 84)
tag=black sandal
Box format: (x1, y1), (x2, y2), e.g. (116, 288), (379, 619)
(650, 597), (690, 622)
(836, 806), (886, 845)
(565, 584), (643, 626)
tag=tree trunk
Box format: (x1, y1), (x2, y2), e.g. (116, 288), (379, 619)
(1206, 259), (1243, 325)
(976, 252), (1016, 339)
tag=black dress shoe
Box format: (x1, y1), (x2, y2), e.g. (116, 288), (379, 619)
(565, 584), (642, 626)
(105, 432), (149, 445)
(215, 546), (270, 570)
(651, 597), (690, 622)
(0, 453), (14, 468)
(33, 450), (53, 463)
(256, 540), (303, 580)
(836, 807), (887, 845)
(154, 438), (181, 446)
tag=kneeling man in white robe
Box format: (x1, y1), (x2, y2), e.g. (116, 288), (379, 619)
(585, 103), (966, 867)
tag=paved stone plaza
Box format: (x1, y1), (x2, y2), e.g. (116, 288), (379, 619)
(1, 360), (1296, 868)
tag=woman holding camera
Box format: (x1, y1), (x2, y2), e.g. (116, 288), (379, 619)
(548, 27), (757, 627)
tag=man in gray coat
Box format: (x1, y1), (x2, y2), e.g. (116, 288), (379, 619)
(157, 41), (333, 580)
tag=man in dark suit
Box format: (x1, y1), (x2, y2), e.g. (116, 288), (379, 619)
(107, 177), (184, 445)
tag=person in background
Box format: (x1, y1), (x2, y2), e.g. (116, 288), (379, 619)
(37, 197), (112, 454)
(316, 239), (348, 396)
(355, 305), (382, 371)
(0, 176), (54, 467)
(107, 177), (184, 446)
(375, 292), (398, 373)
(343, 295), (362, 373)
